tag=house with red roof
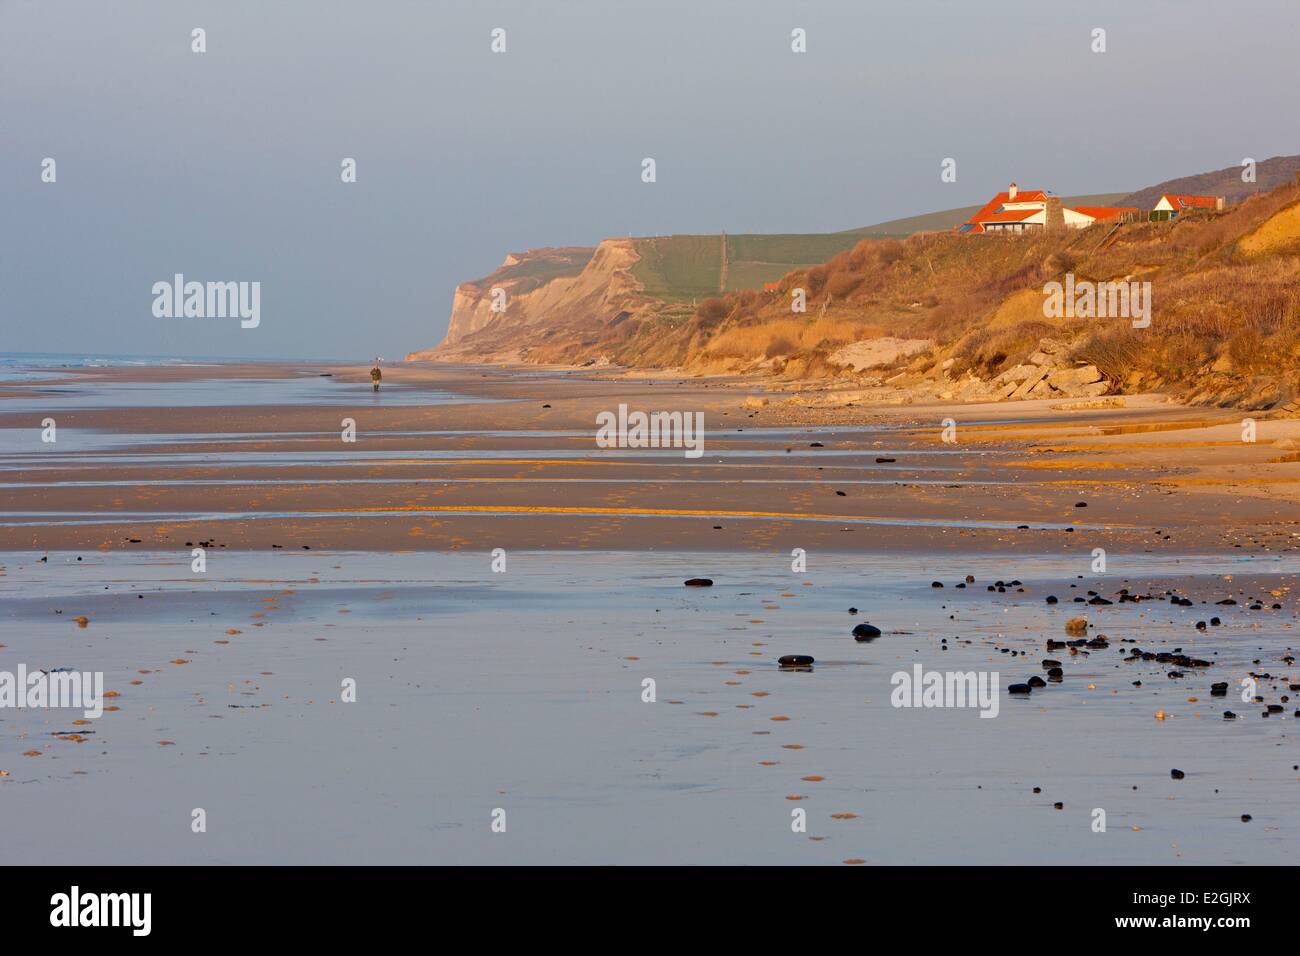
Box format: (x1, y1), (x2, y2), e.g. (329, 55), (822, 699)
(959, 183), (1138, 235)
(1152, 193), (1224, 219)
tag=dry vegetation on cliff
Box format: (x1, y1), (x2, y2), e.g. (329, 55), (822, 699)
(414, 173), (1300, 410)
(602, 179), (1300, 408)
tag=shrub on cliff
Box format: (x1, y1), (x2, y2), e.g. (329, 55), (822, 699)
(827, 272), (864, 298)
(697, 297), (730, 321)
(805, 266), (828, 295)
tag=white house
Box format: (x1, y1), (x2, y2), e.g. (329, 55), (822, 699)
(960, 183), (1139, 234)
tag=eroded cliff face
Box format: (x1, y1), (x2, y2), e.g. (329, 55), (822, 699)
(440, 285), (497, 346)
(409, 178), (1300, 412)
(407, 240), (652, 364)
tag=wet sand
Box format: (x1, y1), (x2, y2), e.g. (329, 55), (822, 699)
(2, 361), (1298, 555)
(2, 549), (1297, 864)
(2, 360), (1298, 864)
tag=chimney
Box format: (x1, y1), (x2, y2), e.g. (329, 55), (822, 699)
(1044, 196), (1064, 233)
(1008, 182), (1018, 202)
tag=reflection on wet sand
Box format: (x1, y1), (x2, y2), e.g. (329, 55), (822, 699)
(1, 360), (1298, 864)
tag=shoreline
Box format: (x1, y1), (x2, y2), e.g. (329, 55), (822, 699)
(1, 359), (1298, 555)
(3, 359), (1298, 866)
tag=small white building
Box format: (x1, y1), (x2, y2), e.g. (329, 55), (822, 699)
(1152, 193), (1224, 219)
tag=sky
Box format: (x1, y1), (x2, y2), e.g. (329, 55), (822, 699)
(2, 0), (1298, 360)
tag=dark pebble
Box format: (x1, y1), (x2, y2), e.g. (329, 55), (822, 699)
(852, 623), (882, 641)
(778, 654), (814, 668)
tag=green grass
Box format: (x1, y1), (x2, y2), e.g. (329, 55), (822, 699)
(629, 235), (725, 300)
(723, 261), (797, 291)
(727, 232), (864, 264)
(627, 195), (1131, 299)
(631, 231), (866, 299)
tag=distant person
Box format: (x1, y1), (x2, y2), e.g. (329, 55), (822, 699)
(370, 362), (382, 392)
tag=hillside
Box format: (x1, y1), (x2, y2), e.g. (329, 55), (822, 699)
(412, 193), (1124, 362)
(415, 175), (1300, 411)
(634, 177), (1300, 409)
(1121, 154), (1300, 210)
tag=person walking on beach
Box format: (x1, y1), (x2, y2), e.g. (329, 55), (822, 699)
(370, 359), (382, 393)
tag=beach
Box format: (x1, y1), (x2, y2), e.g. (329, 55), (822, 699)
(3, 359), (1298, 555)
(2, 359), (1298, 864)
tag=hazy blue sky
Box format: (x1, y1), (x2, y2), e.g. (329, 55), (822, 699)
(3, 0), (1298, 359)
